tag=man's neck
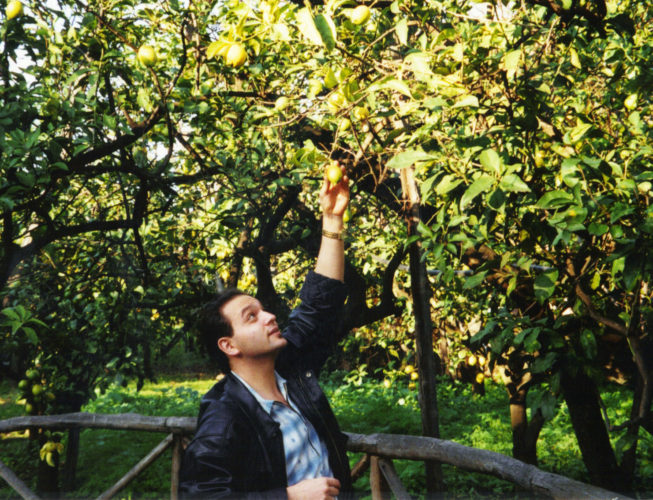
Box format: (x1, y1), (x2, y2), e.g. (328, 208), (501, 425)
(231, 359), (285, 403)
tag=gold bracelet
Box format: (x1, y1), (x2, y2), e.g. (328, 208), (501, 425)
(322, 229), (344, 240)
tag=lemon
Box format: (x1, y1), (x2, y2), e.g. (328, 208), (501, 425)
(624, 94), (637, 111)
(225, 43), (247, 67)
(6, 0), (23, 20)
(137, 45), (157, 67)
(324, 68), (338, 89)
(274, 96), (289, 111)
(327, 91), (345, 113)
(326, 163), (342, 184)
(350, 5), (371, 25)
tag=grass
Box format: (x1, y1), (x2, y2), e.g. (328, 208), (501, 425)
(1, 373), (652, 499)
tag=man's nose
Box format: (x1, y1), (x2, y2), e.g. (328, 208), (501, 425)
(262, 310), (276, 324)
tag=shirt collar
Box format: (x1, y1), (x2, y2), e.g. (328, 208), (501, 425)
(231, 371), (288, 415)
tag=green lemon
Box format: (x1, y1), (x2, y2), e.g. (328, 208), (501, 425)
(350, 5), (371, 25)
(137, 45), (157, 67)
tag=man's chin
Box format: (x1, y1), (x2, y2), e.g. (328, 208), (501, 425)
(273, 335), (288, 347)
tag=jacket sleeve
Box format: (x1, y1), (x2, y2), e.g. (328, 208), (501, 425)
(178, 432), (287, 500)
(278, 271), (347, 375)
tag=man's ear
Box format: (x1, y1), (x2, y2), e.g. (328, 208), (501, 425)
(217, 336), (239, 357)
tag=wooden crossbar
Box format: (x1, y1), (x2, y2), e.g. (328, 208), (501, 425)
(96, 433), (174, 500)
(0, 458), (40, 500)
(377, 458), (411, 500)
(0, 413), (633, 500)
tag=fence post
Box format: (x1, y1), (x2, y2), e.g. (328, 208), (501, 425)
(369, 455), (391, 500)
(171, 434), (183, 500)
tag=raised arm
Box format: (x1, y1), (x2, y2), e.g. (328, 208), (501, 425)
(314, 163), (349, 282)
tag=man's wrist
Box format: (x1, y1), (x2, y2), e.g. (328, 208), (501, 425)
(322, 214), (344, 233)
(322, 229), (344, 240)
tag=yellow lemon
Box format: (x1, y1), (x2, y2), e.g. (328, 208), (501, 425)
(326, 162), (342, 184)
(6, 0), (23, 20)
(225, 43), (247, 67)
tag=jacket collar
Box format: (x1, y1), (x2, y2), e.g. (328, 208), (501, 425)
(224, 373), (282, 440)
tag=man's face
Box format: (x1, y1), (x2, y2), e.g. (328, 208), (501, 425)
(219, 294), (286, 360)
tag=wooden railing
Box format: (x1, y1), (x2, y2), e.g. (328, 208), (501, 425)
(0, 413), (632, 500)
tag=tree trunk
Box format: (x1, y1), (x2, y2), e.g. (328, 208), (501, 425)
(62, 428), (80, 491)
(560, 368), (629, 492)
(509, 385), (544, 465)
(400, 167), (443, 493)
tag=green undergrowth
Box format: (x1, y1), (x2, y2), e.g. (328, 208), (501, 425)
(1, 374), (651, 499)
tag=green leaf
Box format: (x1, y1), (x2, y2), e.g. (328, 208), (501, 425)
(528, 387), (558, 420)
(137, 88), (153, 113)
(463, 271), (487, 289)
(535, 190), (574, 209)
(395, 18), (408, 45)
(579, 329), (597, 359)
(499, 174), (530, 193)
(314, 14), (337, 51)
(452, 94), (479, 108)
(590, 271), (601, 290)
(23, 326), (39, 345)
(561, 159), (581, 187)
(534, 269), (558, 303)
(435, 174), (463, 195)
(102, 114), (116, 131)
(588, 222), (609, 236)
(381, 78), (413, 98)
(387, 149), (434, 169)
(502, 49), (521, 72)
(297, 8), (323, 46)
(488, 188), (507, 211)
(460, 175), (494, 209)
(479, 149), (501, 174)
(1, 308), (20, 321)
(531, 352), (557, 374)
(610, 203), (635, 223)
(623, 254), (642, 291)
(568, 122), (592, 144)
(569, 47), (581, 69)
(0, 197), (15, 209)
(16, 172), (35, 188)
(405, 51), (432, 81)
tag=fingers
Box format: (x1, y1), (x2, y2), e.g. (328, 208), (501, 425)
(326, 477), (341, 497)
(287, 477), (341, 500)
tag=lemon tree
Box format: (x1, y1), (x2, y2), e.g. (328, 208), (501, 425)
(1, 0), (651, 495)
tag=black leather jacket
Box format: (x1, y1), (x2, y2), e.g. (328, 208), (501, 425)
(179, 272), (352, 499)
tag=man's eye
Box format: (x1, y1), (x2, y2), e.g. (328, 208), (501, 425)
(247, 312), (256, 321)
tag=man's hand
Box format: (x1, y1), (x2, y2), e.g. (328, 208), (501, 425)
(320, 162), (349, 220)
(287, 477), (341, 500)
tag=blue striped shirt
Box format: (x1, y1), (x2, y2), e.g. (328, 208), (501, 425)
(232, 371), (333, 486)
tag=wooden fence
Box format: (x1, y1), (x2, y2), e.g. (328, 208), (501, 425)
(0, 413), (632, 500)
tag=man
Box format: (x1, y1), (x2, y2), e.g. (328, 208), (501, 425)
(179, 166), (352, 499)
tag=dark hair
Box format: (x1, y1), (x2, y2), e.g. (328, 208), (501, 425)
(198, 288), (247, 373)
